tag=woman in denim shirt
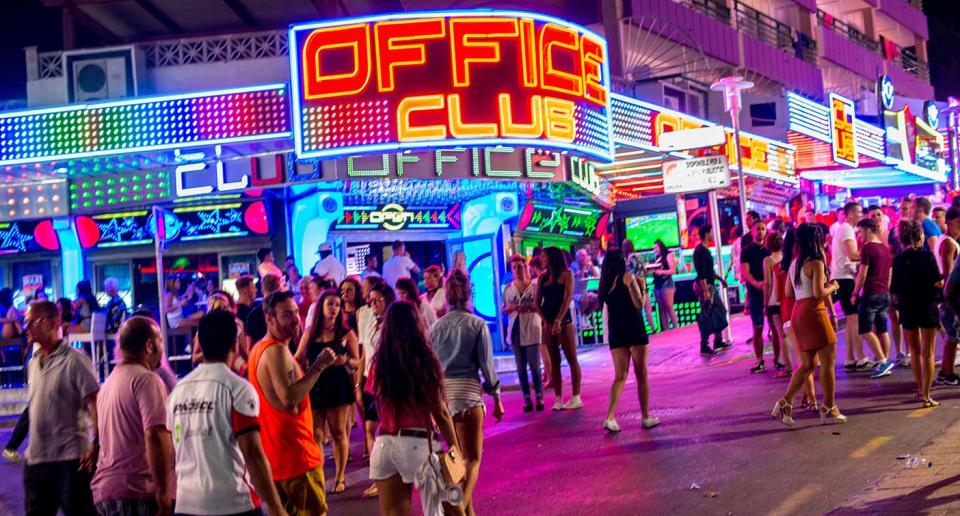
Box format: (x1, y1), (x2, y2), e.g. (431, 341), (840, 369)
(430, 269), (504, 516)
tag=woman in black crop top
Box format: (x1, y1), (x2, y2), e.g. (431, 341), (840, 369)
(535, 247), (583, 411)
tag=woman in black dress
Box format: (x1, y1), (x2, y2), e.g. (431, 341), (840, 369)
(294, 288), (360, 494)
(535, 246), (582, 411)
(598, 250), (659, 432)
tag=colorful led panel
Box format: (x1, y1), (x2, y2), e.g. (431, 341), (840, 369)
(517, 204), (601, 237)
(0, 219), (60, 255)
(0, 178), (67, 221)
(333, 203), (461, 231)
(289, 11), (614, 162)
(0, 84), (290, 166)
(70, 169), (170, 212)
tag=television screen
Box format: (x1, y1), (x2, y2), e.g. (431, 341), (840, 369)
(624, 212), (680, 251)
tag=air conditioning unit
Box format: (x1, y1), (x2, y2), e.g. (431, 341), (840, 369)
(63, 46), (144, 102)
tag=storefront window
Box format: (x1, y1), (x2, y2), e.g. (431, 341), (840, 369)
(95, 263), (133, 309)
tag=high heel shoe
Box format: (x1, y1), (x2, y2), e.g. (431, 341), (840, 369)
(771, 399), (794, 427)
(819, 405), (847, 425)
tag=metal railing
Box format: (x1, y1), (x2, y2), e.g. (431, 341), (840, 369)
(734, 1), (817, 64)
(817, 9), (879, 53)
(899, 46), (931, 81)
(682, 0), (732, 24)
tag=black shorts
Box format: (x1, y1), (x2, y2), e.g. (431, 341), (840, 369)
(899, 303), (940, 330)
(834, 279), (858, 316)
(361, 387), (379, 422)
(766, 305), (780, 317)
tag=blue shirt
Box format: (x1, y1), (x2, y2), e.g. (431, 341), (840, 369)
(429, 309), (500, 395)
(923, 218), (943, 250)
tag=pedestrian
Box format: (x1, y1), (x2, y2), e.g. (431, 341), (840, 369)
(168, 310), (287, 516)
(22, 300), (100, 515)
(163, 276), (201, 330)
(598, 249), (658, 432)
(360, 253), (380, 281)
(692, 225), (731, 355)
(191, 292), (250, 375)
(285, 255), (301, 289)
(91, 316), (173, 516)
(833, 202), (867, 371)
(913, 196), (941, 251)
(245, 273), (282, 350)
(258, 247), (287, 291)
(312, 245), (347, 286)
(383, 240), (421, 289)
(103, 277), (127, 335)
(529, 249), (552, 389)
(339, 276), (364, 333)
(888, 201), (910, 367)
(763, 232), (790, 378)
(852, 217), (896, 378)
(934, 206), (947, 234)
(366, 300), (462, 516)
(778, 229), (818, 408)
(938, 207), (960, 386)
(503, 254), (543, 413)
(294, 289), (361, 495)
(0, 287), (21, 340)
(357, 281), (393, 498)
(421, 265), (447, 320)
(741, 219), (771, 373)
(396, 277), (437, 329)
(772, 223), (846, 427)
(248, 291), (344, 514)
(235, 274), (257, 324)
(535, 246), (583, 410)
(891, 219), (943, 407)
(72, 278), (101, 333)
(650, 239), (679, 330)
(430, 269), (504, 516)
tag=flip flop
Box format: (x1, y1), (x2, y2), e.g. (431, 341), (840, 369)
(362, 484), (379, 498)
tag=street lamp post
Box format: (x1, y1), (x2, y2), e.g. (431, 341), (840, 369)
(711, 76), (754, 233)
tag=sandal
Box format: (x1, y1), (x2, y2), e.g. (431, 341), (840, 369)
(362, 483), (379, 498)
(924, 398), (941, 408)
(332, 480), (346, 494)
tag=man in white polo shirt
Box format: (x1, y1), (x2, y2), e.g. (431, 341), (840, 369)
(167, 310), (286, 516)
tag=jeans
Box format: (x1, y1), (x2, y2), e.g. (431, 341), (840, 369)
(6, 406), (27, 451)
(513, 344), (543, 401)
(695, 283), (725, 347)
(24, 459), (95, 516)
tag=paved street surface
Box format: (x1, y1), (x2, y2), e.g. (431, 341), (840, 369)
(4, 314), (960, 514)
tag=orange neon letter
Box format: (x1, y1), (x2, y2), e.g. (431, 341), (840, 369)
(374, 19), (446, 93)
(302, 24), (371, 99)
(448, 94), (498, 138)
(498, 93), (543, 138)
(397, 94), (447, 141)
(581, 35), (607, 106)
(539, 24), (583, 98)
(450, 18), (519, 87)
(543, 96), (576, 142)
(518, 19), (538, 87)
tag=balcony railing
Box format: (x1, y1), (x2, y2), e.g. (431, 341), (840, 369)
(734, 1), (817, 64)
(898, 46), (931, 81)
(681, 0), (732, 24)
(817, 9), (879, 53)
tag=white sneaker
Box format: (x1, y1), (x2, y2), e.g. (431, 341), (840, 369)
(552, 399), (564, 411)
(603, 418), (621, 432)
(2, 448), (23, 463)
(642, 417), (661, 429)
(562, 395), (584, 410)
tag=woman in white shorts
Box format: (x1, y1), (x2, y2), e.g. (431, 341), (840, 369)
(366, 300), (461, 516)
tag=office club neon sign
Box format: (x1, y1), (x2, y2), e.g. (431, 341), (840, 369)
(289, 11), (614, 162)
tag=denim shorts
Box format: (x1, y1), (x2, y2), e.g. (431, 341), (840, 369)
(858, 293), (890, 335)
(942, 305), (960, 342)
(747, 290), (765, 327)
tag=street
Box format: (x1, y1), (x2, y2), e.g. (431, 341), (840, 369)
(3, 314), (960, 515)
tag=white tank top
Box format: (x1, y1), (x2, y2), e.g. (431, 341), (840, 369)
(934, 234), (956, 275)
(789, 259), (816, 300)
(767, 255), (781, 306)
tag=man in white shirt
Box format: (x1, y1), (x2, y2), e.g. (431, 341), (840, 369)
(311, 245), (346, 286)
(833, 202), (867, 370)
(382, 240), (420, 288)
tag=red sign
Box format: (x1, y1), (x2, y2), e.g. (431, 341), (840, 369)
(290, 11), (614, 162)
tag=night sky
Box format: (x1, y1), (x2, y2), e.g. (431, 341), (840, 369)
(0, 0), (958, 102)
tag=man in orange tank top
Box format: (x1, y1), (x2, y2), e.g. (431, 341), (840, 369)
(248, 291), (344, 515)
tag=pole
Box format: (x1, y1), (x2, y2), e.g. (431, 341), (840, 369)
(708, 190), (732, 343)
(730, 112), (749, 234)
(153, 206), (168, 341)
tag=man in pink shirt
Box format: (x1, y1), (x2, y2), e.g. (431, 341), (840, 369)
(91, 316), (173, 515)
(258, 248), (287, 291)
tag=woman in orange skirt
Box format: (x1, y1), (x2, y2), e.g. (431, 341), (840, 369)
(772, 223), (846, 427)
(778, 228), (817, 409)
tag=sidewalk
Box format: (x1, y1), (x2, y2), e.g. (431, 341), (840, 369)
(831, 422), (960, 514)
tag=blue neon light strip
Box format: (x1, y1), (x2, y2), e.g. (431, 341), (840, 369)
(0, 84), (291, 166)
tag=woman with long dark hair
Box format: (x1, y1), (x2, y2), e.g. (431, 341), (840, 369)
(650, 239), (679, 330)
(162, 276), (201, 330)
(367, 300), (462, 516)
(535, 246), (582, 410)
(892, 219), (943, 407)
(294, 288), (360, 494)
(598, 250), (658, 432)
(772, 223), (845, 426)
(779, 229), (818, 409)
(339, 276), (364, 333)
(72, 279), (101, 332)
(358, 280), (393, 498)
(0, 288), (21, 340)
(431, 269), (503, 516)
(396, 277), (437, 329)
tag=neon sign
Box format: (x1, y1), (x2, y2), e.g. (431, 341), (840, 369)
(0, 219), (60, 255)
(518, 204), (600, 237)
(324, 146), (564, 181)
(70, 170), (169, 212)
(829, 93), (858, 167)
(289, 11), (614, 162)
(333, 203), (461, 231)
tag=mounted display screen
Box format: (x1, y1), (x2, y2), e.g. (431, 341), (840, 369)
(624, 212), (680, 251)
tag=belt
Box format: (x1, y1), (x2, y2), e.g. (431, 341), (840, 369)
(380, 428), (432, 439)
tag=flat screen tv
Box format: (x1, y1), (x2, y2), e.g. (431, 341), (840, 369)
(624, 212), (680, 251)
